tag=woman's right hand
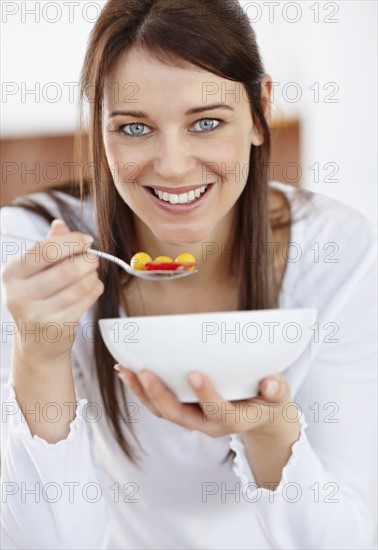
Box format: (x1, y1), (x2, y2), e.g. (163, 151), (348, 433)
(1, 219), (104, 365)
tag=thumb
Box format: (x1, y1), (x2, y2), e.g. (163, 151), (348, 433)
(47, 218), (70, 238)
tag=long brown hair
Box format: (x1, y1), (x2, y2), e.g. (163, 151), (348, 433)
(7, 0), (290, 461)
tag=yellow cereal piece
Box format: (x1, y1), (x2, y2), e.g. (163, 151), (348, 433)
(130, 252), (153, 270)
(154, 255), (173, 263)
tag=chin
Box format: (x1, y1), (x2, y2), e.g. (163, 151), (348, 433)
(155, 225), (210, 246)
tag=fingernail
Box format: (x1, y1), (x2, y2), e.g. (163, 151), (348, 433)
(138, 372), (150, 390)
(114, 364), (120, 372)
(265, 379), (279, 397)
(51, 218), (66, 227)
(188, 373), (202, 389)
(84, 234), (94, 244)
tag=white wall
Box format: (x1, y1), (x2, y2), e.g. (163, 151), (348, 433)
(251, 0), (377, 222)
(1, 1), (377, 221)
(1, 1), (107, 135)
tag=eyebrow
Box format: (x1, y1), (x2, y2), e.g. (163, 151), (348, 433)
(109, 103), (235, 118)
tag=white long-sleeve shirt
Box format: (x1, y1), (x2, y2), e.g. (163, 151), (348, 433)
(1, 182), (377, 549)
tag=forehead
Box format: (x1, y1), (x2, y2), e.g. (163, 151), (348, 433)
(105, 47), (249, 110)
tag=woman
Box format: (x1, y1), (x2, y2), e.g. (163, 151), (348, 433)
(1, 0), (376, 548)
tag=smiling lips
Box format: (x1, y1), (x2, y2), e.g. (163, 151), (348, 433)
(150, 185), (209, 205)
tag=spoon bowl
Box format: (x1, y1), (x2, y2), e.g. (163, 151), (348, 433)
(88, 248), (198, 281)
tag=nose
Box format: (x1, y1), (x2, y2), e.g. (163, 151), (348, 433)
(152, 132), (196, 182)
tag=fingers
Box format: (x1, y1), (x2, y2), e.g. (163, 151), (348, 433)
(7, 270), (104, 329)
(28, 271), (104, 323)
(115, 366), (162, 417)
(116, 366), (203, 427)
(187, 372), (236, 425)
(116, 367), (296, 439)
(258, 374), (291, 403)
(139, 371), (203, 426)
(46, 218), (70, 238)
(24, 251), (100, 300)
(3, 222), (94, 280)
(2, 218), (104, 331)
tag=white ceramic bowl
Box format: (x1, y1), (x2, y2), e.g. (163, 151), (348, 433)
(99, 308), (317, 402)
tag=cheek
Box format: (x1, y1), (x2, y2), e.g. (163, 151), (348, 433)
(215, 131), (251, 159)
(212, 138), (251, 187)
(104, 141), (144, 191)
(105, 141), (133, 167)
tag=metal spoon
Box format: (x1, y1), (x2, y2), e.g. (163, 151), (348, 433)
(1, 231), (198, 281)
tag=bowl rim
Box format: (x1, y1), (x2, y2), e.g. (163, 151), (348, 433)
(99, 307), (318, 323)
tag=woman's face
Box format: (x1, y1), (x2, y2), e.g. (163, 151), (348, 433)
(103, 47), (264, 246)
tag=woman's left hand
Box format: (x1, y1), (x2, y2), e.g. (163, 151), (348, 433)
(115, 366), (300, 440)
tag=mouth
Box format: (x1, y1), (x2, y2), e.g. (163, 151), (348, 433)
(148, 185), (209, 205)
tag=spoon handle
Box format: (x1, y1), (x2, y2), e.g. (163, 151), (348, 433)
(87, 248), (132, 275)
(1, 230), (133, 274)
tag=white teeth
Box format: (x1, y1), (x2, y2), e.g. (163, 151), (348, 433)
(153, 185), (208, 205)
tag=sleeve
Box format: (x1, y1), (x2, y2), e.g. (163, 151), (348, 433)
(0, 204), (110, 549)
(229, 216), (377, 549)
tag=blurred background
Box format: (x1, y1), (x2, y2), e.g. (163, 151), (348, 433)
(1, 0), (377, 222)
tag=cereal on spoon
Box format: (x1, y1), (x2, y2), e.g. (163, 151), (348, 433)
(130, 252), (196, 271)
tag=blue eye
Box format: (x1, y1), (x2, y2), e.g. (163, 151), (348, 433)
(191, 119), (221, 132)
(121, 123), (151, 136)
